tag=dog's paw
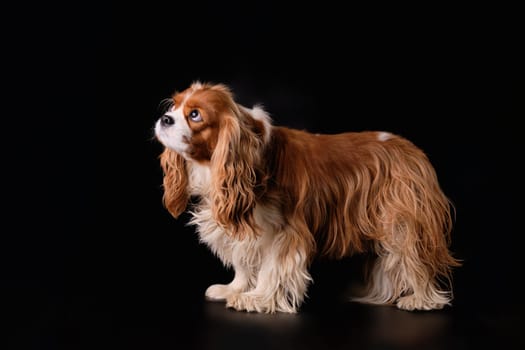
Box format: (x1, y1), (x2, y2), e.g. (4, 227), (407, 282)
(205, 284), (234, 301)
(226, 293), (266, 312)
(396, 294), (445, 311)
(226, 293), (297, 313)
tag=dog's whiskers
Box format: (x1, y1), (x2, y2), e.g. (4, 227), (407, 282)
(158, 98), (174, 115)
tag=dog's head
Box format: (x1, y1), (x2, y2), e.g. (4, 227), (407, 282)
(155, 82), (271, 238)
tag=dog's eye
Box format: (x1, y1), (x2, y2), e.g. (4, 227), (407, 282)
(188, 109), (203, 122)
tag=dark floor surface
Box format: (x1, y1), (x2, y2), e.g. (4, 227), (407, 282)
(5, 244), (524, 350)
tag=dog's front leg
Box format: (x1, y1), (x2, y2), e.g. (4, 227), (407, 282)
(226, 228), (313, 313)
(205, 247), (254, 301)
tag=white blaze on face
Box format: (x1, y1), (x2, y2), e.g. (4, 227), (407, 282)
(155, 105), (192, 156)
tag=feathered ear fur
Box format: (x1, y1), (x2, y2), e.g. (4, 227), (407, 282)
(160, 148), (189, 218)
(210, 89), (264, 239)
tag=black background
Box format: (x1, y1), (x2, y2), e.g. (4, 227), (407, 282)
(4, 2), (524, 349)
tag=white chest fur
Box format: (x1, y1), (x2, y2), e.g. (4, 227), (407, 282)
(187, 161), (212, 196)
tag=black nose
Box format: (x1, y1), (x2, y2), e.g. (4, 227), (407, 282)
(161, 114), (174, 126)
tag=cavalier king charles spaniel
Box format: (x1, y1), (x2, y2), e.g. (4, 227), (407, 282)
(154, 82), (460, 313)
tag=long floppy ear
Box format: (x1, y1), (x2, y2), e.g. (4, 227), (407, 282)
(210, 107), (264, 240)
(160, 148), (189, 218)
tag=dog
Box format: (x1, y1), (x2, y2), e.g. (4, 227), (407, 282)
(154, 82), (460, 313)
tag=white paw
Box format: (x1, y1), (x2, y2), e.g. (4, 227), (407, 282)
(226, 293), (265, 312)
(205, 284), (233, 301)
(226, 293), (297, 314)
(396, 294), (444, 311)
